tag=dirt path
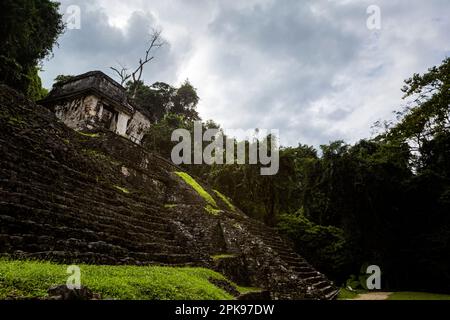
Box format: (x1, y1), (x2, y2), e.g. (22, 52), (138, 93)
(353, 292), (393, 300)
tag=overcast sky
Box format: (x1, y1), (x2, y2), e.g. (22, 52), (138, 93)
(40, 0), (450, 147)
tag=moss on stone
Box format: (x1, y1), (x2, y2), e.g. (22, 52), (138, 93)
(205, 205), (222, 216)
(211, 254), (237, 261)
(82, 149), (108, 160)
(114, 185), (130, 194)
(237, 286), (263, 294)
(213, 190), (236, 211)
(82, 149), (120, 166)
(7, 115), (25, 127)
(77, 132), (100, 138)
(233, 222), (243, 230)
(174, 172), (218, 208)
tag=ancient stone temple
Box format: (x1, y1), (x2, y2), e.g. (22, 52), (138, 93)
(0, 84), (340, 300)
(39, 71), (151, 145)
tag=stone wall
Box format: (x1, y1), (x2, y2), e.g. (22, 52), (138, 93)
(52, 94), (150, 144)
(54, 96), (95, 130)
(126, 110), (151, 144)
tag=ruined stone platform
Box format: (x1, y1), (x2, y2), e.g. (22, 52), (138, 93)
(0, 85), (338, 300)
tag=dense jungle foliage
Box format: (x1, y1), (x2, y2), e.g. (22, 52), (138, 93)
(138, 58), (450, 291)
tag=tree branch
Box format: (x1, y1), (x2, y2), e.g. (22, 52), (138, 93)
(110, 64), (131, 86)
(110, 29), (166, 97)
(130, 29), (166, 97)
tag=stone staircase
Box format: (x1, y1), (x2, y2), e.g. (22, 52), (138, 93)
(236, 217), (339, 299)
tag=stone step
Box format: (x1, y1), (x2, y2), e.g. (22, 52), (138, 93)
(0, 231), (192, 265)
(296, 271), (320, 278)
(276, 252), (300, 260)
(0, 250), (193, 266)
(134, 242), (186, 254)
(0, 211), (181, 250)
(0, 166), (164, 218)
(260, 239), (284, 247)
(293, 265), (314, 272)
(0, 178), (168, 225)
(130, 252), (192, 264)
(1, 232), (187, 256)
(0, 193), (173, 241)
(0, 153), (165, 210)
(0, 207), (177, 251)
(280, 256), (303, 264)
(312, 280), (330, 290)
(0, 251), (120, 265)
(324, 288), (340, 300)
(270, 244), (298, 254)
(303, 275), (325, 284)
(320, 285), (337, 295)
(246, 224), (340, 300)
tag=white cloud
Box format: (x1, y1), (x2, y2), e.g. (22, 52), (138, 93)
(41, 0), (450, 147)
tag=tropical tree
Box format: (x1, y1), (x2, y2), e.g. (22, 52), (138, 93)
(0, 0), (64, 96)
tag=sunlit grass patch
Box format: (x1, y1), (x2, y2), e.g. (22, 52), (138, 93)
(337, 287), (359, 300)
(0, 259), (235, 300)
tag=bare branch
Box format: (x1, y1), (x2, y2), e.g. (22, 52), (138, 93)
(130, 29), (166, 97)
(110, 29), (166, 96)
(110, 64), (131, 86)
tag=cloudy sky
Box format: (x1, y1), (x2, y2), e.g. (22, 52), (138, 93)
(40, 0), (450, 147)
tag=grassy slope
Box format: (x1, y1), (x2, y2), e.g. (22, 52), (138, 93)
(0, 260), (237, 300)
(174, 172), (217, 207)
(174, 172), (224, 215)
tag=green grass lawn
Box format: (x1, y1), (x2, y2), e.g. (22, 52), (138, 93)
(337, 288), (360, 300)
(0, 259), (242, 300)
(388, 292), (450, 300)
(338, 287), (450, 300)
